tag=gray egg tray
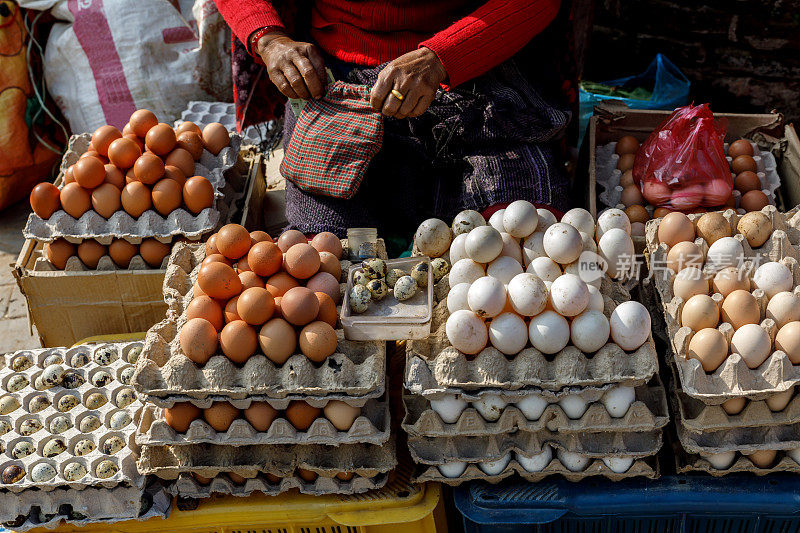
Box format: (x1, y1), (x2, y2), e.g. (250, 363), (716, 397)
(675, 449), (800, 476)
(178, 100), (274, 146)
(675, 387), (800, 432)
(23, 132), (245, 244)
(136, 396), (390, 447)
(676, 419), (800, 455)
(32, 251), (170, 272)
(0, 343), (143, 493)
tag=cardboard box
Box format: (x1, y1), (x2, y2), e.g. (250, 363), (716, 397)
(240, 149), (287, 235)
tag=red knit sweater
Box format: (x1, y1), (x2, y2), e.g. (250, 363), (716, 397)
(214, 0), (561, 87)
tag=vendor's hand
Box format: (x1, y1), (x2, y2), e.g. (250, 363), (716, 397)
(370, 47), (447, 119)
(256, 32), (326, 100)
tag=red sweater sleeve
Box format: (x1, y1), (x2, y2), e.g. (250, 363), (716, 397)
(420, 0), (561, 87)
(213, 0), (285, 47)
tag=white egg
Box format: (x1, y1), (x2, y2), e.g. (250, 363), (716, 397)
(499, 233), (524, 264)
(430, 394), (468, 424)
(601, 385), (636, 418)
(550, 274), (589, 317)
(570, 310), (610, 353)
(630, 222), (646, 237)
(527, 256), (562, 282)
(706, 237), (744, 272)
(536, 209), (557, 231)
(603, 457), (634, 473)
(561, 208), (596, 235)
(579, 231), (598, 253)
(488, 209), (506, 233)
(516, 393), (548, 420)
(479, 453), (512, 475)
(447, 283), (472, 314)
(788, 448), (800, 465)
(558, 394), (588, 419)
(487, 256), (524, 285)
(466, 226), (503, 263)
(507, 273), (547, 316)
(438, 461), (467, 478)
(446, 310), (488, 354)
(557, 450), (590, 472)
(449, 233), (469, 264)
(522, 232), (546, 267)
(452, 210), (486, 236)
(731, 324), (772, 369)
(517, 446), (553, 472)
(753, 262), (793, 299)
(489, 313), (529, 355)
(766, 292), (800, 328)
(468, 277), (507, 318)
(414, 218), (451, 257)
(609, 301), (651, 351)
(586, 285), (605, 312)
(473, 394), (508, 421)
(529, 311), (570, 354)
(703, 451), (736, 470)
(543, 223), (583, 265)
(503, 200), (539, 238)
(449, 258), (485, 285)
(598, 228), (635, 279)
(596, 208), (631, 239)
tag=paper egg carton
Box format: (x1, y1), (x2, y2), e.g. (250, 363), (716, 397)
(675, 448), (800, 476)
(136, 396), (390, 446)
(675, 387), (800, 432)
(0, 343), (144, 493)
(676, 419), (800, 455)
(32, 252), (170, 272)
(178, 101), (274, 146)
(23, 132), (245, 244)
(646, 206), (800, 402)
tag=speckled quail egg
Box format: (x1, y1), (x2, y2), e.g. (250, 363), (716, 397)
(33, 376), (48, 390)
(61, 370), (85, 389)
(2, 464), (25, 484)
(28, 395), (51, 414)
(349, 284), (372, 313)
(10, 355), (33, 372)
(79, 415), (102, 433)
(19, 418), (43, 436)
(70, 352), (90, 367)
(63, 461), (88, 481)
(12, 441), (35, 459)
(41, 364), (65, 387)
(73, 439), (95, 456)
(125, 345), (142, 364)
(0, 419), (12, 435)
(115, 388), (137, 408)
(102, 435), (126, 455)
(109, 410), (132, 429)
(93, 346), (117, 366)
(361, 258), (387, 279)
(385, 268), (407, 288)
(31, 462), (57, 482)
(0, 395), (20, 414)
(91, 370), (113, 387)
(84, 393), (107, 410)
(367, 279), (389, 301)
(119, 366), (135, 385)
(393, 276), (418, 301)
(411, 262), (429, 288)
(6, 374), (29, 393)
(49, 415), (72, 434)
(0, 442), (4, 454)
(42, 353), (64, 367)
(431, 258), (450, 283)
(57, 394), (80, 412)
(352, 270), (370, 286)
(95, 460), (119, 479)
(42, 438), (67, 458)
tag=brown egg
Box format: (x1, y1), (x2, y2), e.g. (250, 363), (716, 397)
(687, 327), (729, 372)
(734, 171), (760, 193)
(728, 139), (754, 159)
(624, 205), (649, 224)
(164, 402), (201, 432)
(80, 149), (106, 163)
(129, 109), (158, 137)
(323, 400), (361, 431)
(310, 232), (343, 258)
(109, 239), (138, 268)
(284, 243), (320, 279)
(183, 176), (214, 214)
(619, 169), (635, 188)
(90, 183), (122, 219)
(193, 281), (207, 298)
(64, 165), (75, 184)
(202, 253), (233, 267)
(250, 231), (272, 246)
(193, 473), (213, 485)
(723, 194), (737, 209)
(258, 318), (297, 365)
(265, 272), (299, 298)
(721, 290), (760, 329)
(206, 234), (220, 255)
(318, 251), (342, 281)
(681, 294), (720, 331)
(77, 240), (106, 269)
(747, 449), (777, 469)
(657, 212), (695, 247)
(145, 123), (177, 156)
(239, 271), (265, 290)
(738, 211), (772, 248)
(731, 155), (757, 175)
(123, 133), (145, 152)
(297, 468), (318, 482)
(121, 181), (153, 217)
(220, 320), (258, 364)
(176, 132), (204, 161)
(30, 183), (61, 219)
(712, 267), (749, 297)
(695, 212), (731, 245)
(197, 261), (243, 299)
(277, 230), (307, 252)
(620, 184), (644, 207)
(45, 239), (76, 269)
(133, 153), (164, 185)
(203, 402), (240, 432)
(617, 153), (635, 172)
(306, 271), (341, 304)
(765, 387), (794, 411)
(315, 292), (337, 328)
(741, 190), (769, 212)
(237, 254), (251, 272)
(224, 296), (241, 323)
(176, 121), (202, 136)
(237, 287), (275, 325)
(281, 287), (320, 326)
(653, 207), (672, 219)
(227, 472), (248, 485)
(336, 472), (355, 481)
(615, 135), (639, 155)
(202, 122), (230, 155)
(667, 241), (704, 273)
(165, 148), (195, 177)
(285, 401), (321, 431)
(187, 295), (224, 331)
(776, 322), (800, 364)
(73, 156), (106, 189)
(104, 164), (125, 189)
(122, 123), (134, 136)
(299, 321), (337, 362)
(125, 167), (137, 184)
(248, 241), (283, 277)
(179, 317), (218, 365)
(107, 137), (142, 169)
(140, 239), (171, 267)
(163, 165), (186, 188)
(243, 402), (278, 431)
(721, 397), (746, 415)
(91, 125), (122, 157)
(216, 224), (251, 260)
(273, 297), (283, 317)
(151, 178), (182, 216)
(60, 182), (92, 219)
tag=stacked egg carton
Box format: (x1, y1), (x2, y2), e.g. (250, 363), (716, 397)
(178, 101), (275, 147)
(0, 342), (169, 531)
(404, 206), (667, 485)
(132, 240), (396, 497)
(647, 205), (800, 474)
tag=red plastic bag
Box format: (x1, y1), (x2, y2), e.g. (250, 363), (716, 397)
(633, 103), (732, 210)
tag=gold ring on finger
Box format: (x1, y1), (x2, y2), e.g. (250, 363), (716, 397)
(391, 89), (405, 101)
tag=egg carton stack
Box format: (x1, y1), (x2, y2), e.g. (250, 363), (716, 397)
(646, 205), (800, 475)
(132, 239), (396, 497)
(178, 101), (275, 146)
(0, 342), (169, 531)
(403, 204), (666, 485)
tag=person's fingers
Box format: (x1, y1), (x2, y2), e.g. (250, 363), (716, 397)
(381, 79), (413, 117)
(282, 63), (311, 99)
(269, 69), (300, 99)
(292, 54), (323, 99)
(305, 45), (327, 96)
(370, 71), (394, 112)
(394, 87), (423, 119)
(408, 92), (435, 117)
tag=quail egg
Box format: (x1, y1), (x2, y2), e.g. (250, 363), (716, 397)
(93, 346), (117, 366)
(352, 270), (370, 286)
(33, 376), (48, 390)
(0, 419), (11, 435)
(109, 410), (132, 429)
(367, 279), (389, 301)
(2, 464), (25, 484)
(361, 258), (387, 279)
(115, 388), (137, 408)
(95, 460), (119, 479)
(19, 418), (43, 436)
(126, 345), (142, 364)
(119, 366), (135, 385)
(410, 262), (429, 288)
(42, 438), (67, 458)
(6, 374), (29, 393)
(393, 276), (418, 301)
(0, 442), (4, 454)
(73, 439), (96, 456)
(12, 441), (35, 459)
(28, 395), (51, 413)
(102, 435), (126, 455)
(0, 395), (20, 414)
(63, 461), (88, 481)
(61, 371), (85, 389)
(349, 284), (372, 313)
(70, 352), (90, 367)
(57, 394), (80, 412)
(41, 364), (65, 387)
(10, 355), (33, 372)
(91, 370), (113, 387)
(431, 258), (450, 283)
(385, 268), (407, 288)
(42, 353), (64, 367)
(31, 462), (57, 482)
(79, 415), (102, 433)
(49, 415), (72, 434)
(84, 393), (107, 410)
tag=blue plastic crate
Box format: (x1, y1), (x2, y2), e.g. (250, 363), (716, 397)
(455, 475), (800, 533)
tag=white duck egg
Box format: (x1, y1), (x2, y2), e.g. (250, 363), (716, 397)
(564, 254), (602, 289)
(536, 208), (557, 231)
(487, 256), (523, 285)
(731, 324), (771, 369)
(447, 283), (472, 314)
(446, 310), (488, 355)
(570, 310), (610, 353)
(468, 277), (507, 318)
(479, 453), (512, 475)
(543, 223), (583, 265)
(522, 232), (546, 267)
(466, 226), (503, 263)
(598, 228), (635, 279)
(449, 258), (485, 286)
(596, 208), (631, 239)
(561, 208), (596, 235)
(550, 274), (589, 317)
(703, 451), (736, 470)
(558, 394), (588, 419)
(473, 394), (508, 422)
(766, 292), (800, 328)
(557, 450), (590, 472)
(609, 301), (651, 351)
(503, 200), (539, 238)
(603, 457), (634, 473)
(516, 393), (548, 421)
(788, 448), (800, 465)
(517, 446), (553, 472)
(528, 311), (570, 354)
(430, 394), (468, 424)
(452, 209), (486, 236)
(489, 313), (528, 355)
(527, 256), (562, 282)
(499, 233), (524, 264)
(602, 385), (636, 418)
(414, 218), (451, 257)
(753, 262), (793, 299)
(579, 231), (598, 254)
(438, 461), (467, 478)
(488, 209), (506, 233)
(507, 273), (547, 317)
(706, 237), (744, 272)
(449, 233), (469, 264)
(586, 285), (605, 313)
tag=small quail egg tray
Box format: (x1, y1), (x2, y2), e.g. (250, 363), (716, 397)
(23, 132), (245, 244)
(675, 447), (800, 476)
(646, 206), (800, 403)
(402, 381), (669, 438)
(675, 387), (800, 433)
(136, 396), (390, 447)
(132, 242), (387, 402)
(0, 342), (144, 493)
